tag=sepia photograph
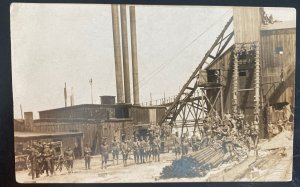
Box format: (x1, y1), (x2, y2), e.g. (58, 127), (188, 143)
(10, 3), (296, 183)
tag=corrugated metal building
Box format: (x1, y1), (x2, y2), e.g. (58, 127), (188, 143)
(15, 102), (166, 155)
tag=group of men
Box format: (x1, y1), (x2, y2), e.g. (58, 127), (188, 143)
(104, 134), (161, 168)
(172, 112), (260, 159)
(26, 142), (75, 180)
(26, 112), (261, 180)
(83, 133), (162, 170)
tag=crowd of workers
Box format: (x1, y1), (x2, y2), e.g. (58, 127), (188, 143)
(25, 142), (75, 180)
(89, 133), (162, 169)
(177, 112), (260, 159)
(24, 111), (263, 180)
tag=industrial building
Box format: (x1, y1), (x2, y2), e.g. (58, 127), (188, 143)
(159, 7), (295, 139)
(14, 6), (295, 176)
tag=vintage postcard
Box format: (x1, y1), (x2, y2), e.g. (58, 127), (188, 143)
(11, 3), (295, 183)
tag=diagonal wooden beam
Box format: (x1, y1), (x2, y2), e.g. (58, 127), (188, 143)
(158, 17), (233, 126)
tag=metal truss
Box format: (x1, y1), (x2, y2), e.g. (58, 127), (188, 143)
(158, 17), (233, 133)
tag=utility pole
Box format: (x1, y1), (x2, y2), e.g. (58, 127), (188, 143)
(64, 82), (67, 107)
(70, 87), (74, 106)
(20, 104), (23, 120)
(89, 78), (93, 104)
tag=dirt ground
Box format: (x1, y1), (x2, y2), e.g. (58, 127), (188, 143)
(16, 152), (175, 183)
(16, 130), (293, 183)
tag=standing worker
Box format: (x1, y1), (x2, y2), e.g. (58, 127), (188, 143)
(139, 137), (145, 163)
(121, 139), (129, 167)
(181, 135), (189, 156)
(111, 136), (120, 165)
(132, 137), (140, 164)
(49, 143), (57, 176)
(144, 136), (151, 162)
(42, 143), (51, 176)
(29, 146), (41, 180)
(152, 134), (161, 162)
(173, 132), (181, 159)
(64, 146), (75, 173)
(84, 144), (92, 169)
(100, 138), (109, 169)
(191, 131), (199, 152)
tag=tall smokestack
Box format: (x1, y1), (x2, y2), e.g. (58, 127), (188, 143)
(120, 5), (131, 104)
(111, 4), (125, 103)
(130, 6), (140, 105)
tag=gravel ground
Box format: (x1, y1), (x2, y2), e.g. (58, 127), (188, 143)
(16, 131), (294, 183)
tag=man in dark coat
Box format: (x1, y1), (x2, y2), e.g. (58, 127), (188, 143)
(64, 146), (75, 173)
(173, 132), (181, 159)
(49, 143), (57, 175)
(111, 136), (120, 165)
(28, 146), (41, 180)
(84, 144), (92, 169)
(121, 139), (130, 167)
(132, 137), (140, 164)
(100, 138), (109, 169)
(152, 135), (161, 162)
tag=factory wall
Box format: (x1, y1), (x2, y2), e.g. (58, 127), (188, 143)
(206, 25), (295, 138)
(31, 119), (133, 155)
(130, 106), (166, 125)
(261, 28), (296, 107)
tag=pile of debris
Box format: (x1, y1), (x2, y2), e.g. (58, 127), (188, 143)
(160, 146), (225, 178)
(160, 137), (249, 179)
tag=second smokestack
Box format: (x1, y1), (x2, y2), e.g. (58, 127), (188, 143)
(120, 5), (131, 104)
(111, 4), (125, 103)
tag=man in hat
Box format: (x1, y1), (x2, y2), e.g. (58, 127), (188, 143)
(144, 136), (151, 162)
(42, 143), (52, 176)
(127, 136), (133, 160)
(64, 146), (75, 173)
(152, 134), (161, 162)
(138, 136), (145, 163)
(132, 136), (140, 164)
(173, 132), (181, 159)
(111, 136), (120, 165)
(84, 143), (92, 169)
(191, 131), (200, 152)
(121, 138), (130, 167)
(28, 145), (41, 180)
(100, 138), (109, 169)
(181, 134), (189, 156)
(200, 121), (212, 148)
(49, 143), (57, 175)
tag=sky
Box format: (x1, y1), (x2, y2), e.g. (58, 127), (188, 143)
(10, 4), (296, 119)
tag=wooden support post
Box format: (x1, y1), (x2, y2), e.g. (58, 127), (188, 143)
(232, 44), (240, 115)
(220, 87), (224, 121)
(254, 41), (260, 122)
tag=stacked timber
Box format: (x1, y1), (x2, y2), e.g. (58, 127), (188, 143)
(160, 146), (225, 178)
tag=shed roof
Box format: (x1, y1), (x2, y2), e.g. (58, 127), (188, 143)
(261, 20), (296, 31)
(14, 131), (83, 142)
(39, 104), (119, 113)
